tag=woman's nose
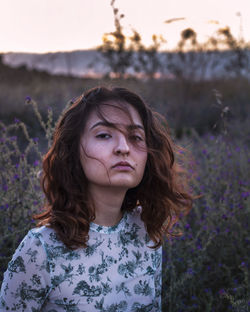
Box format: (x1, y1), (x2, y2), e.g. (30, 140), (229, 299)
(113, 134), (130, 155)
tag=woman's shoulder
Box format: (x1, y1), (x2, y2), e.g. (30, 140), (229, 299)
(25, 226), (74, 263)
(26, 225), (62, 248)
(5, 227), (56, 275)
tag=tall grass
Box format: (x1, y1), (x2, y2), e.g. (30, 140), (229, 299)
(1, 56), (250, 138)
(0, 97), (249, 311)
(163, 131), (250, 311)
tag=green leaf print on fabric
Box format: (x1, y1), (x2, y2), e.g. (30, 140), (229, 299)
(51, 263), (74, 288)
(107, 238), (112, 250)
(30, 274), (42, 287)
(131, 302), (155, 312)
(73, 280), (102, 297)
(118, 224), (143, 248)
(31, 231), (43, 245)
(117, 224), (144, 261)
(26, 248), (38, 263)
(145, 265), (155, 276)
(118, 260), (138, 278)
(101, 282), (112, 296)
(134, 280), (153, 296)
(8, 256), (26, 278)
(151, 251), (161, 269)
(154, 270), (162, 298)
(95, 297), (128, 312)
(85, 238), (104, 257)
(45, 244), (80, 262)
(54, 298), (80, 312)
(76, 263), (86, 275)
(14, 281), (50, 307)
(118, 250), (144, 278)
(88, 252), (115, 282)
(49, 232), (60, 243)
(116, 282), (132, 297)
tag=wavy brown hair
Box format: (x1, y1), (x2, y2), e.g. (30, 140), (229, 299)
(35, 86), (192, 249)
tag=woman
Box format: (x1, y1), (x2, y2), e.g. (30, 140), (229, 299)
(0, 86), (192, 311)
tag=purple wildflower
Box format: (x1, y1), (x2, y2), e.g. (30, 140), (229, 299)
(241, 191), (250, 199)
(13, 174), (19, 180)
(33, 160), (39, 166)
(187, 268), (194, 275)
(25, 96), (31, 102)
(14, 118), (20, 123)
(197, 244), (202, 250)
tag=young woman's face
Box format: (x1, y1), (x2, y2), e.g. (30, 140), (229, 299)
(79, 102), (148, 192)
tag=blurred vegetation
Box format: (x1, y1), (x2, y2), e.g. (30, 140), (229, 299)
(0, 51), (250, 141)
(163, 130), (250, 312)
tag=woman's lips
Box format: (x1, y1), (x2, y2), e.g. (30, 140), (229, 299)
(112, 161), (134, 171)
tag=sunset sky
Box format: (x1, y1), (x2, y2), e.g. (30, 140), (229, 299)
(0, 0), (249, 53)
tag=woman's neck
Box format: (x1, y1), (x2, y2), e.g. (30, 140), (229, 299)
(89, 185), (127, 226)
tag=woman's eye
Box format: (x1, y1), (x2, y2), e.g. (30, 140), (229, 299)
(96, 133), (111, 139)
(130, 135), (143, 141)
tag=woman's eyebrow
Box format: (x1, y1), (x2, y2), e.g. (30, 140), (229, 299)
(127, 124), (145, 132)
(90, 121), (114, 130)
(90, 121), (145, 131)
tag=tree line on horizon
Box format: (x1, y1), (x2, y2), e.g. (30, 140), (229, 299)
(97, 0), (250, 80)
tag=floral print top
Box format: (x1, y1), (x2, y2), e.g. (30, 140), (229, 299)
(0, 208), (162, 311)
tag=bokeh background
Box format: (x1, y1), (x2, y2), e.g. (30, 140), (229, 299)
(0, 0), (249, 311)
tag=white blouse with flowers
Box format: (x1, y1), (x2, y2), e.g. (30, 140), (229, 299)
(0, 207), (162, 312)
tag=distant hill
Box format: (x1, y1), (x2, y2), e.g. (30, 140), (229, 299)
(2, 49), (250, 80)
(2, 50), (107, 78)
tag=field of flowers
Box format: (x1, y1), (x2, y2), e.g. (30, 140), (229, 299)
(0, 98), (249, 311)
(163, 131), (250, 311)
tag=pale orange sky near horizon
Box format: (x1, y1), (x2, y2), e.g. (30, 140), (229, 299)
(0, 0), (249, 54)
